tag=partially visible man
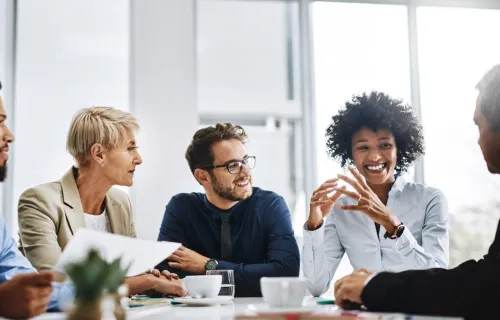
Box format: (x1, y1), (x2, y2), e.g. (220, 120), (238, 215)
(334, 64), (500, 319)
(0, 80), (72, 319)
(156, 123), (300, 297)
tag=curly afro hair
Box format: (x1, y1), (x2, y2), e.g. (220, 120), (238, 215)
(325, 91), (424, 173)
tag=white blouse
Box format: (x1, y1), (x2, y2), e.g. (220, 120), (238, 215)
(84, 209), (111, 233)
(302, 176), (450, 296)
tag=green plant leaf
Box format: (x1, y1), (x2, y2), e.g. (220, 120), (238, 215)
(65, 248), (129, 301)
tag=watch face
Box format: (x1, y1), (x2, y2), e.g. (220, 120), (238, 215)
(396, 225), (405, 238)
(206, 259), (218, 270)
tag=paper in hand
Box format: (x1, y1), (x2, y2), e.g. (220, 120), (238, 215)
(53, 228), (181, 277)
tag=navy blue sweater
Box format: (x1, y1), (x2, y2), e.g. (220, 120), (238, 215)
(156, 187), (300, 297)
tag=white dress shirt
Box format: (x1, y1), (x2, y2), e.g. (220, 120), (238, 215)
(302, 176), (449, 297)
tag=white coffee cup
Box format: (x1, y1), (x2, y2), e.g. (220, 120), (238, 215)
(260, 277), (307, 308)
(183, 275), (222, 298)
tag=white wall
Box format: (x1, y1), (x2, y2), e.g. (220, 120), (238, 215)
(130, 0), (198, 240)
(197, 0), (303, 227)
(197, 0), (301, 118)
(13, 0), (129, 231)
(238, 126), (293, 205)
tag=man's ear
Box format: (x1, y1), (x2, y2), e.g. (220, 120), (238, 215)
(194, 168), (210, 185)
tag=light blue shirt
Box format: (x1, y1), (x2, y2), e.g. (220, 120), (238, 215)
(302, 176), (449, 296)
(0, 216), (74, 311)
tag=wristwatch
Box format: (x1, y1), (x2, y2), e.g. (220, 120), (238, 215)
(384, 223), (405, 239)
(205, 259), (219, 270)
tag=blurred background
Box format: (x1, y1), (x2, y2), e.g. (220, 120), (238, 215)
(1, 0), (500, 291)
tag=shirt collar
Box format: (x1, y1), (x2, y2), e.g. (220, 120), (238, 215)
(389, 174), (406, 193)
(203, 194), (237, 214)
(202, 188), (256, 216)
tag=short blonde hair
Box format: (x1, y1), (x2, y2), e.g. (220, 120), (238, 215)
(67, 107), (140, 167)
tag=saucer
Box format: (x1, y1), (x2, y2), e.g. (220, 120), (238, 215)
(172, 296), (233, 306)
(246, 304), (318, 314)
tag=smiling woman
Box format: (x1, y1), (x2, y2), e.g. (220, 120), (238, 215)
(326, 92), (423, 174)
(302, 91), (450, 297)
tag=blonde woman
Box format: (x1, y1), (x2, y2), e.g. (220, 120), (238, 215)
(18, 107), (184, 296)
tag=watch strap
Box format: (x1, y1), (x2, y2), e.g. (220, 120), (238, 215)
(384, 223), (405, 239)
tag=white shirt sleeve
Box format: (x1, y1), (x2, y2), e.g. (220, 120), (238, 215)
(302, 211), (345, 297)
(363, 272), (378, 287)
(392, 189), (449, 269)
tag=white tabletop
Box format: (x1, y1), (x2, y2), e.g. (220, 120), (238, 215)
(32, 297), (462, 320)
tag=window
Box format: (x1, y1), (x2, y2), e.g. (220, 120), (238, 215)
(418, 6), (500, 266)
(197, 0), (306, 235)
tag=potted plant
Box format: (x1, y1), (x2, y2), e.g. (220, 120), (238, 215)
(65, 249), (129, 320)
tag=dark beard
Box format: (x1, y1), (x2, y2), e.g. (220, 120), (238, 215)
(0, 164), (7, 182)
(210, 173), (252, 201)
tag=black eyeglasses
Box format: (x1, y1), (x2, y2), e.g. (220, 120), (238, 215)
(206, 156), (256, 174)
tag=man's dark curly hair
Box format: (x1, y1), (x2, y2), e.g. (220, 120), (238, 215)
(325, 91), (424, 173)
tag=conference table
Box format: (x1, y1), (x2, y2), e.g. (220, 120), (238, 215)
(31, 297), (462, 320)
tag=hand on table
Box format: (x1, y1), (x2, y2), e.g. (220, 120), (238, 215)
(151, 277), (186, 297)
(145, 270), (186, 297)
(334, 269), (373, 310)
(151, 269), (179, 280)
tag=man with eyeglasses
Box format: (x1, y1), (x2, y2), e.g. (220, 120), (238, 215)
(156, 123), (300, 297)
